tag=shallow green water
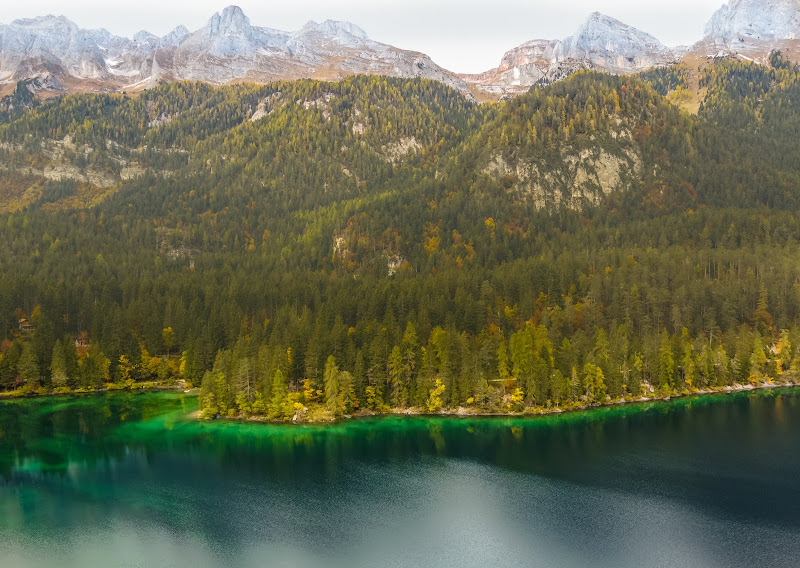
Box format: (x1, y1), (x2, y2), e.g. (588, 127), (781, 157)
(1, 389), (799, 567)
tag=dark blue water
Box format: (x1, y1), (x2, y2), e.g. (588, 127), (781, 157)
(0, 389), (799, 567)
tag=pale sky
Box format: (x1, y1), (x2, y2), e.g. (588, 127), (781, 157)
(3, 1), (727, 73)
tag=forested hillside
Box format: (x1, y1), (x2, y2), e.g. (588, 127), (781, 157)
(1, 58), (800, 420)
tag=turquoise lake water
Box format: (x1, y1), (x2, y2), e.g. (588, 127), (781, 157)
(1, 389), (799, 567)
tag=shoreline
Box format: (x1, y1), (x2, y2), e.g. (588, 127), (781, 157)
(2, 380), (797, 424)
(0, 383), (195, 400)
(203, 379), (800, 425)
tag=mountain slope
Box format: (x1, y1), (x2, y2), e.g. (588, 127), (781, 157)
(2, 64), (800, 414)
(0, 77), (481, 212)
(5, 61), (800, 216)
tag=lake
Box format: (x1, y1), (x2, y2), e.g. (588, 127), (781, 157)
(1, 389), (799, 567)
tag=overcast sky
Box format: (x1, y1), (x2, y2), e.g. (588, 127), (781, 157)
(4, 1), (727, 73)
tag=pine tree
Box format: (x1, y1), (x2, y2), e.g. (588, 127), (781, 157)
(657, 330), (676, 395)
(338, 370), (355, 413)
(17, 342), (40, 388)
(679, 328), (696, 391)
(749, 334), (768, 383)
(474, 373), (490, 409)
(509, 328), (535, 403)
(776, 329), (792, 375)
(269, 369), (288, 419)
(497, 341), (510, 382)
(387, 346), (404, 408)
(235, 357), (255, 403)
(51, 339), (68, 388)
(583, 363), (606, 403)
(753, 284), (774, 335)
(324, 355), (342, 414)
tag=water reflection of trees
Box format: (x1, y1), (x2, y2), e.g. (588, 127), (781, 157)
(1, 390), (799, 500)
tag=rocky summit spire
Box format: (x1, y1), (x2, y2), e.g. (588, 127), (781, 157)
(205, 5), (253, 39)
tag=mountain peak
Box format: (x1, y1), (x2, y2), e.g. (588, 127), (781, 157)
(565, 12), (671, 58)
(317, 20), (368, 40)
(575, 12), (653, 38)
(161, 25), (189, 47)
(10, 14), (78, 31)
(580, 12), (632, 30)
(297, 19), (368, 41)
(221, 5), (247, 21)
(133, 30), (158, 45)
(206, 5), (252, 38)
(465, 12), (675, 100)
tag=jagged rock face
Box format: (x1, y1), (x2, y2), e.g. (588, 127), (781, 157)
(0, 5), (469, 97)
(191, 5), (265, 58)
(0, 16), (108, 81)
(556, 13), (675, 72)
(465, 40), (559, 97)
(685, 0), (800, 63)
(497, 40), (558, 74)
(463, 12), (676, 101)
(705, 0), (800, 42)
(161, 26), (190, 48)
(166, 10), (467, 92)
(483, 146), (643, 210)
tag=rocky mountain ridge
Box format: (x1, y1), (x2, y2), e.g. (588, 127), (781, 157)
(463, 12), (678, 100)
(0, 6), (468, 96)
(3, 1), (800, 100)
(466, 1), (800, 100)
